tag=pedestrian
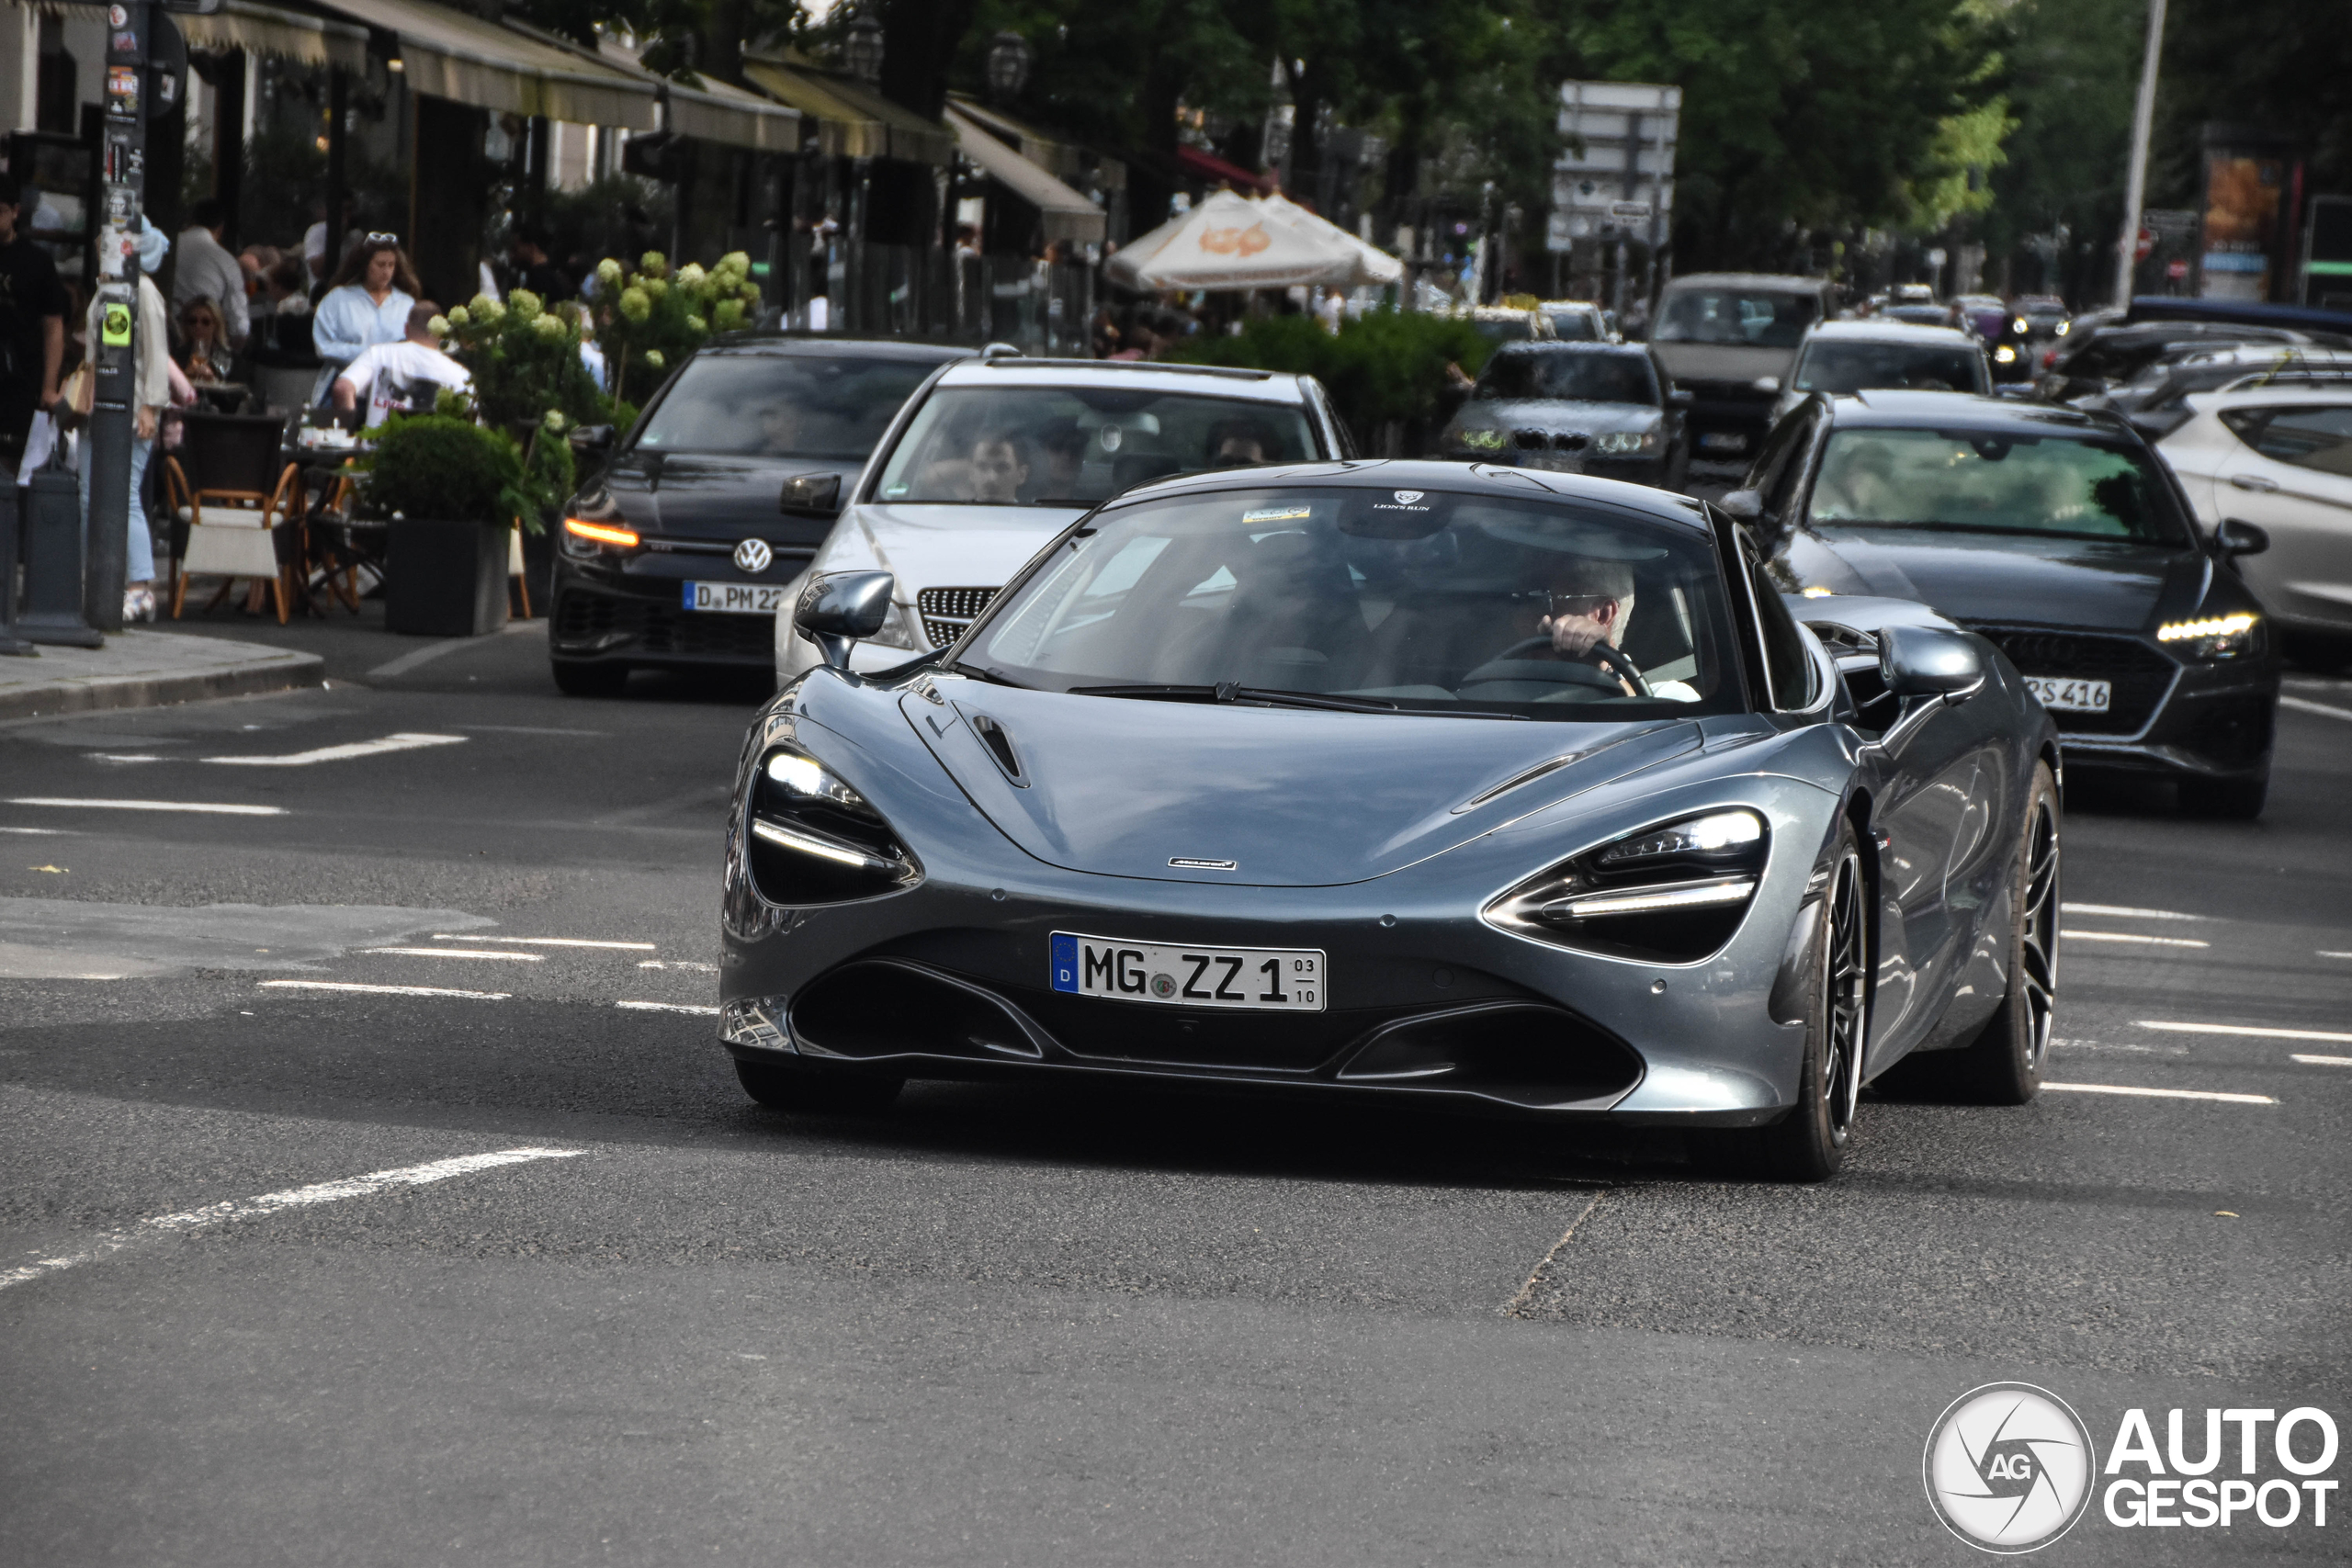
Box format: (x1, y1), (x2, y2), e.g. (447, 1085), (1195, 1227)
(503, 225), (572, 302)
(78, 217), (171, 623)
(0, 170), (68, 483)
(330, 301), (471, 427)
(174, 197), (250, 350)
(311, 234), (419, 405)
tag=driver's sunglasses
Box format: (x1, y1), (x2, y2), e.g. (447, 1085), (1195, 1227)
(1544, 592), (1617, 617)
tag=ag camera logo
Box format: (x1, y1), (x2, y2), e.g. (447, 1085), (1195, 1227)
(1924, 1382), (2096, 1553)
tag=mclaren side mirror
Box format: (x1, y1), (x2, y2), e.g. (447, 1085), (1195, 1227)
(2216, 518), (2270, 558)
(1880, 626), (1984, 702)
(780, 472), (843, 517)
(793, 570), (895, 671)
(1718, 488), (1765, 524)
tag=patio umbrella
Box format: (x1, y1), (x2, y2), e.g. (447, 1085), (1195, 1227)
(1257, 193), (1404, 287)
(1106, 190), (1396, 291)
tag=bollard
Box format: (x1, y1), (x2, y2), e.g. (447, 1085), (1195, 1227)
(0, 481), (37, 656)
(18, 440), (102, 648)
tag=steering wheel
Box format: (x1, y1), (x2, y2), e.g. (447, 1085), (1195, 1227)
(1466, 635), (1654, 699)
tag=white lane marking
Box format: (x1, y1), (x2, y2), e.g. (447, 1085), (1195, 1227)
(2320, 952), (2352, 960)
(637, 959), (719, 972)
(2139, 1020), (2352, 1043)
(431, 934), (656, 951)
(259, 979), (510, 999)
(616, 999), (721, 1015)
(2291, 1054), (2352, 1067)
(2279, 694), (2352, 722)
(87, 753), (166, 763)
(0, 1147), (580, 1292)
(0, 826), (69, 835)
(367, 637), (480, 680)
(204, 733), (466, 767)
(2062, 930), (2211, 948)
(361, 946), (544, 962)
(2060, 902), (2208, 921)
(7, 797), (286, 816)
(2042, 1082), (2278, 1105)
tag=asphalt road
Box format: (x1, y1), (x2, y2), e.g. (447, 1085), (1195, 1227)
(4, 604), (2348, 1565)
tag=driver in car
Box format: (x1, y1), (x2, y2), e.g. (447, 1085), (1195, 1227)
(967, 430), (1030, 502)
(1537, 555), (1700, 701)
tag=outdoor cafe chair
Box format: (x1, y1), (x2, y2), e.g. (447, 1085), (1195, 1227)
(164, 409), (300, 624)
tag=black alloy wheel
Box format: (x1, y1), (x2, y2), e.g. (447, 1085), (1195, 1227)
(1951, 762), (2060, 1103)
(736, 1058), (905, 1115)
(1718, 821), (1867, 1182)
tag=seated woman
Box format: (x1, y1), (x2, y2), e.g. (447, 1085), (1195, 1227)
(177, 298), (234, 384)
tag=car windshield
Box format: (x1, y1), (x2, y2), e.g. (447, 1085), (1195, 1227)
(1806, 427), (2191, 544)
(1472, 315), (1539, 344)
(634, 353), (941, 459)
(1792, 341), (1981, 395)
(1472, 349), (1657, 405)
(958, 486), (1740, 718)
(1655, 288), (1819, 348)
(872, 386), (1320, 506)
(1545, 309), (1601, 342)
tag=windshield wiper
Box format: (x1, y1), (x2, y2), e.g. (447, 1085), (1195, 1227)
(950, 663), (1031, 689)
(1071, 683), (1527, 719)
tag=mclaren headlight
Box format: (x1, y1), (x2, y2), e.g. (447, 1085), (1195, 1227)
(1592, 427), (1661, 457)
(2155, 612), (2259, 661)
(745, 743), (921, 904)
(1484, 808), (1768, 963)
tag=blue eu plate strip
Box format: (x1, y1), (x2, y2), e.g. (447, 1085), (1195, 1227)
(1049, 932), (1079, 994)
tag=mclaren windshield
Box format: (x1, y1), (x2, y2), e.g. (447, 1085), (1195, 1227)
(957, 486), (1742, 719)
(872, 386), (1320, 506)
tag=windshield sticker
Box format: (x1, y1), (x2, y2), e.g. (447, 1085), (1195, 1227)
(1241, 506), (1314, 523)
(1372, 489), (1432, 512)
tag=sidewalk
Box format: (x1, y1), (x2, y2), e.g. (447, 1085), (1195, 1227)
(0, 628), (323, 722)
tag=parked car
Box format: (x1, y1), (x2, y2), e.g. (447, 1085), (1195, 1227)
(2037, 320), (2340, 403)
(1439, 341), (1691, 489)
(1724, 390), (2279, 817)
(2080, 344), (2352, 439)
(1538, 299), (1613, 342)
(724, 459), (2064, 1179)
(772, 357), (1351, 683)
(548, 334), (970, 695)
(2157, 386), (2352, 658)
(1650, 272), (1837, 461)
(1770, 320), (1989, 424)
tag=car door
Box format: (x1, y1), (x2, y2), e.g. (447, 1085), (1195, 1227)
(2211, 402), (2352, 632)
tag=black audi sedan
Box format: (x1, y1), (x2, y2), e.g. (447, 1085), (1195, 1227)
(549, 334), (969, 695)
(1438, 342), (1691, 490)
(1724, 390), (2279, 816)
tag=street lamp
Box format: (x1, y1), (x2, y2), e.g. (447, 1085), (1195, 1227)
(985, 31), (1032, 103)
(842, 16), (884, 85)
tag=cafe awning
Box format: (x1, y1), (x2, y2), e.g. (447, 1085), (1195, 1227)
(173, 0), (370, 74)
(555, 35), (800, 153)
(946, 96), (1125, 193)
(741, 53), (954, 166)
(944, 104), (1102, 243)
(308, 0), (658, 130)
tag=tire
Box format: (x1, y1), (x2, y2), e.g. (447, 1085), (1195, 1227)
(2178, 769), (2267, 820)
(551, 658), (628, 697)
(735, 1058), (903, 1115)
(1948, 762), (2060, 1104)
(1709, 820), (1867, 1181)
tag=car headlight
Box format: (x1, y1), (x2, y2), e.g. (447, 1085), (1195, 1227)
(1483, 807), (1768, 963)
(1454, 427), (1507, 452)
(2055, 320), (2069, 335)
(745, 743), (921, 904)
(1993, 344), (2017, 364)
(1592, 428), (1661, 456)
(861, 598), (922, 651)
(561, 514), (639, 558)
(2156, 612), (2259, 661)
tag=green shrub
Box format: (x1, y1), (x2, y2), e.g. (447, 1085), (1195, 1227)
(358, 413), (554, 532)
(1169, 309), (1494, 435)
(436, 291), (607, 432)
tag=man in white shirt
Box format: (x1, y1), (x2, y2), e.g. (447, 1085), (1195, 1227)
(173, 197), (250, 348)
(331, 301), (472, 426)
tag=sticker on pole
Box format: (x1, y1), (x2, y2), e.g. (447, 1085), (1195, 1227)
(101, 303), (133, 347)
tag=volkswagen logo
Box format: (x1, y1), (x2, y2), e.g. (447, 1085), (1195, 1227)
(1393, 490), (1424, 505)
(1923, 1382), (2097, 1553)
(733, 537), (774, 574)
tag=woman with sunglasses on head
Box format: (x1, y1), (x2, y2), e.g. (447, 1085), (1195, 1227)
(177, 297), (232, 384)
(311, 232), (418, 404)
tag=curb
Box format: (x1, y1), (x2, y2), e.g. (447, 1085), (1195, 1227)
(0, 649), (325, 723)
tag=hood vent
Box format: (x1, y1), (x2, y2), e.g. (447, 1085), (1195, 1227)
(968, 713), (1026, 786)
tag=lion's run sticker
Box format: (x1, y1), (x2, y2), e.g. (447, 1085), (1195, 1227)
(1241, 505), (1314, 524)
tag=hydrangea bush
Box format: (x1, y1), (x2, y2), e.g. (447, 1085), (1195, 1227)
(435, 288), (607, 433)
(591, 250), (762, 406)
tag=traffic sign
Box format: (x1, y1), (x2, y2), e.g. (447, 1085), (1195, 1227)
(2135, 228), (2154, 262)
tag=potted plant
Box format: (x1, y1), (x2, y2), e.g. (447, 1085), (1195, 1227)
(361, 408), (560, 637)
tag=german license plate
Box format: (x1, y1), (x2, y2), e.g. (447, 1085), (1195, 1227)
(684, 581), (787, 615)
(2024, 675), (2111, 714)
(1049, 932), (1324, 1012)
(1698, 431), (1748, 453)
